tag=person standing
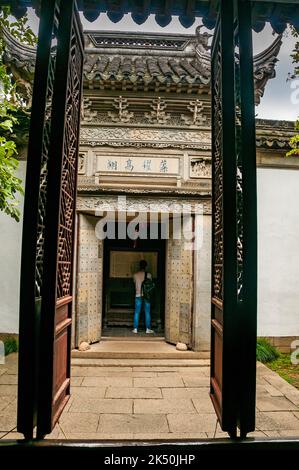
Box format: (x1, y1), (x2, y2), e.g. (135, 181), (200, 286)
(132, 260), (154, 334)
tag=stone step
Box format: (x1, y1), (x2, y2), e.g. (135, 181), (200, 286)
(71, 339), (210, 362)
(71, 358), (210, 367)
(72, 350), (207, 359)
(102, 336), (165, 342)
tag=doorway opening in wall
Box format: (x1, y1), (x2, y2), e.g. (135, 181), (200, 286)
(102, 225), (166, 338)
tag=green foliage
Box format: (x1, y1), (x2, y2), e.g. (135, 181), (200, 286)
(0, 6), (36, 47)
(286, 120), (299, 157)
(267, 353), (299, 390)
(256, 338), (280, 363)
(0, 136), (24, 221)
(0, 7), (36, 221)
(4, 336), (18, 355)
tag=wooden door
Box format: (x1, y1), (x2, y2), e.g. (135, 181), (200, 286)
(17, 0), (84, 439)
(210, 0), (257, 438)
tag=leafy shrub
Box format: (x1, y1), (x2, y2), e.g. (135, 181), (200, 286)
(256, 338), (280, 363)
(4, 337), (18, 355)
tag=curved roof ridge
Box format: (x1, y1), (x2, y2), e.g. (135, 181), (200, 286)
(253, 34), (283, 67)
(1, 27), (283, 99)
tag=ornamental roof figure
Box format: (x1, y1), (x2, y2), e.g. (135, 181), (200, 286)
(2, 28), (283, 105)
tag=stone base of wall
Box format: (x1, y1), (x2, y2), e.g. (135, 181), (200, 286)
(262, 336), (299, 353)
(0, 333), (18, 342)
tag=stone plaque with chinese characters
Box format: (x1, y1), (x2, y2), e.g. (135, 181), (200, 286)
(96, 156), (180, 175)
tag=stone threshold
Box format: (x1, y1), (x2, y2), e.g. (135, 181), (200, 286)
(71, 358), (210, 367)
(101, 336), (166, 342)
(72, 339), (208, 360)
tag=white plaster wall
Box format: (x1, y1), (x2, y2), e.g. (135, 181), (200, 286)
(257, 167), (299, 337)
(0, 161), (26, 333)
(193, 167), (299, 349)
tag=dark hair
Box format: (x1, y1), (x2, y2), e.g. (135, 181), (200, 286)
(139, 260), (147, 270)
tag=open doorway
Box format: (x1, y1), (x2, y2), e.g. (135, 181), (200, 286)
(102, 235), (166, 337)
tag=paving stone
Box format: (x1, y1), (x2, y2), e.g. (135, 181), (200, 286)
(46, 424), (64, 439)
(182, 376), (210, 387)
(161, 388), (209, 399)
(46, 431), (210, 440)
(256, 377), (269, 386)
(1, 369), (18, 376)
(56, 432), (98, 439)
(71, 386), (107, 398)
(0, 355), (17, 370)
(0, 412), (17, 432)
(98, 414), (169, 434)
(57, 412), (100, 433)
(0, 385), (17, 396)
(132, 367), (181, 372)
(69, 397), (133, 414)
(0, 396), (14, 412)
(256, 383), (284, 397)
(0, 431), (24, 440)
(82, 377), (133, 387)
(5, 353), (18, 363)
(106, 387), (162, 399)
(263, 430), (283, 437)
(71, 366), (133, 377)
(0, 374), (18, 385)
(276, 429), (299, 437)
(136, 432), (209, 440)
(133, 377), (184, 388)
(256, 411), (299, 431)
(209, 431), (229, 438)
(256, 396), (299, 412)
(178, 367), (210, 376)
(1, 401), (17, 415)
(192, 397), (216, 414)
(131, 372), (159, 377)
(241, 431), (267, 438)
(65, 432), (136, 440)
(134, 398), (196, 414)
(167, 413), (217, 434)
(2, 354), (299, 440)
(155, 372), (183, 377)
(284, 394), (299, 407)
(263, 383), (285, 397)
(264, 374), (299, 397)
(71, 377), (83, 386)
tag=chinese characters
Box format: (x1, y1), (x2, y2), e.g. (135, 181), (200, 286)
(105, 157), (171, 173)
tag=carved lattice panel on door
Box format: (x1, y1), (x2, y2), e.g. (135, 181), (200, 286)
(210, 0), (257, 438)
(17, 0), (84, 439)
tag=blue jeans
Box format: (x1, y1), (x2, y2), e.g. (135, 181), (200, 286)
(133, 297), (151, 330)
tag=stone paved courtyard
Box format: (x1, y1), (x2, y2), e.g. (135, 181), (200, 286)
(1, 353), (299, 440)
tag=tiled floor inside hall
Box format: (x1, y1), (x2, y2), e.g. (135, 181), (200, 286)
(1, 353), (299, 440)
